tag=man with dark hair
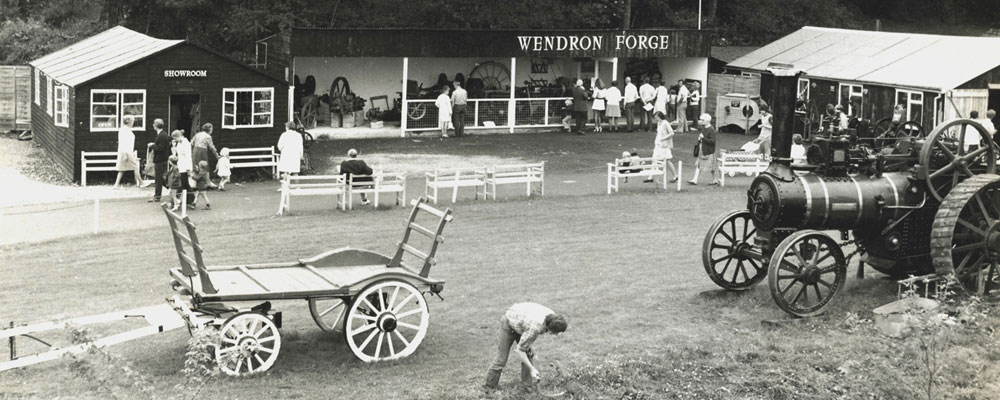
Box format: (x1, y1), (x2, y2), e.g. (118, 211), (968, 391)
(638, 78), (655, 131)
(451, 81), (468, 138)
(485, 302), (568, 389)
(148, 118), (171, 202)
(571, 79), (590, 135)
(340, 148), (374, 205)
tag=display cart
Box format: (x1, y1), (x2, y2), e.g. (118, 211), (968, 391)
(2, 197), (454, 376)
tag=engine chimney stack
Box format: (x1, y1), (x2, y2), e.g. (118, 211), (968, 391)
(764, 63), (803, 159)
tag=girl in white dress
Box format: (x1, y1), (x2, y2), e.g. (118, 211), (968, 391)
(435, 86), (452, 137)
(591, 79), (606, 132)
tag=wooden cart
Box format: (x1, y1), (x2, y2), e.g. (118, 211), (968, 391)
(162, 197), (454, 375)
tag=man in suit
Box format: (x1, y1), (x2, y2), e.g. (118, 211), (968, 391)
(571, 79), (590, 135)
(340, 148), (374, 205)
(148, 118), (171, 202)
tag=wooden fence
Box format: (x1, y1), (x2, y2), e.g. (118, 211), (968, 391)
(0, 66), (31, 132)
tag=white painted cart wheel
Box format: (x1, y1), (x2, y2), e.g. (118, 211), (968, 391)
(215, 313), (281, 376)
(345, 280), (430, 362)
(309, 297), (348, 333)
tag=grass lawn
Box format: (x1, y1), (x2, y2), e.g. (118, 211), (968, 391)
(2, 188), (998, 399)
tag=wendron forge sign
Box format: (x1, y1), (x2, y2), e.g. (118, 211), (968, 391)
(518, 34), (669, 52)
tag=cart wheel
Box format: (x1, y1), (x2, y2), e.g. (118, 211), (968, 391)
(345, 280), (429, 362)
(767, 230), (847, 317)
(702, 210), (765, 290)
(309, 297), (348, 333)
(408, 103), (427, 121)
(215, 312), (281, 376)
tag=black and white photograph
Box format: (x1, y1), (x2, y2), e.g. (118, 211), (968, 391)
(1, 0), (999, 398)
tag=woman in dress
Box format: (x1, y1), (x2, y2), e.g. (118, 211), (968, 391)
(277, 121), (304, 179)
(435, 86), (452, 138)
(591, 79), (606, 132)
(604, 80), (623, 132)
(113, 116), (144, 188)
(191, 123), (220, 172)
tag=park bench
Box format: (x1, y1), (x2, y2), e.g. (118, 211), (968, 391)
(425, 167), (487, 204)
(485, 162), (545, 199)
(607, 157), (669, 193)
(719, 150), (770, 187)
(277, 174), (347, 215)
(81, 150), (137, 186)
(346, 171), (407, 209)
(229, 146), (278, 178)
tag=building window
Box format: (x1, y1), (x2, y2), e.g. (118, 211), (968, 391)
(90, 89), (146, 131)
(47, 77), (53, 116)
(797, 78), (810, 101)
(34, 69), (40, 105)
(223, 88), (273, 129)
(741, 71), (759, 78)
(54, 86), (69, 127)
(838, 83), (863, 116)
(895, 89), (923, 122)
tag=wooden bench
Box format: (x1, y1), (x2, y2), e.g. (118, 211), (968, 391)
(485, 162), (545, 199)
(719, 150), (770, 187)
(81, 150), (137, 186)
(229, 146), (277, 178)
(607, 157), (669, 194)
(277, 174), (347, 215)
(425, 167), (486, 204)
(346, 171), (407, 209)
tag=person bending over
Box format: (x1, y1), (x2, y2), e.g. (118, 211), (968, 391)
(485, 302), (568, 389)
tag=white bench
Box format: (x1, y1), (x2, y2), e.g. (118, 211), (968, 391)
(346, 171), (407, 209)
(229, 146), (278, 178)
(81, 150), (138, 186)
(277, 175), (347, 215)
(607, 157), (669, 194)
(425, 167), (486, 204)
(485, 162), (545, 199)
(719, 150), (770, 187)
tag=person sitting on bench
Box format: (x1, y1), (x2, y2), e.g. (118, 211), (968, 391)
(340, 148), (375, 205)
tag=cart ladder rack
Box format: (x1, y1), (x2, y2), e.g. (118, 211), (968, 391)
(162, 204), (219, 294)
(389, 197), (454, 277)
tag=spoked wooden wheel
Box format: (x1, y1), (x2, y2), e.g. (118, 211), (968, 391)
(215, 313), (281, 376)
(309, 297), (348, 333)
(469, 61), (511, 92)
(894, 120), (924, 138)
(408, 102), (427, 121)
(702, 210), (765, 290)
(919, 119), (997, 202)
(345, 280), (429, 362)
(767, 230), (847, 317)
(931, 174), (1000, 297)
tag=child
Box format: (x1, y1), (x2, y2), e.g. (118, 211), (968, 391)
(791, 134), (807, 164)
(191, 160), (212, 210)
(561, 99), (573, 132)
(163, 155), (181, 211)
(216, 147), (232, 190)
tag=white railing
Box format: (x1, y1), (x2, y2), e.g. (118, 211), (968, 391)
(404, 97), (570, 132)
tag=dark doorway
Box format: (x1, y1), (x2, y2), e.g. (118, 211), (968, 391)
(169, 94), (201, 139)
(989, 89), (1000, 127)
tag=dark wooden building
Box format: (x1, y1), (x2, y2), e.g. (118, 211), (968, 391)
(30, 26), (290, 182)
(725, 26), (1000, 130)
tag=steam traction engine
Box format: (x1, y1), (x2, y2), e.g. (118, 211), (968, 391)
(702, 66), (1000, 317)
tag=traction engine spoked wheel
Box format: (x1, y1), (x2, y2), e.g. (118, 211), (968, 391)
(215, 312), (281, 376)
(919, 119), (997, 202)
(767, 230), (847, 317)
(309, 297), (349, 333)
(931, 174), (1000, 297)
(702, 210), (765, 290)
(345, 280), (430, 362)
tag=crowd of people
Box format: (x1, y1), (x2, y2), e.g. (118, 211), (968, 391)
(561, 77), (702, 135)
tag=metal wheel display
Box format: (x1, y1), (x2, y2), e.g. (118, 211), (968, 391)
(919, 119), (997, 202)
(345, 280), (429, 362)
(215, 312), (281, 376)
(930, 174), (1000, 296)
(408, 102), (427, 121)
(309, 297), (348, 333)
(872, 117), (894, 137)
(702, 210), (765, 290)
(767, 230), (847, 317)
(469, 61), (511, 92)
(893, 120), (924, 138)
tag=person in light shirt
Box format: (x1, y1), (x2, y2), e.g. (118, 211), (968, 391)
(653, 80), (669, 120)
(638, 78), (656, 132)
(623, 76), (639, 132)
(435, 86), (453, 138)
(676, 80), (690, 133)
(604, 80), (623, 132)
(484, 302), (568, 390)
(113, 115), (144, 188)
(791, 134), (807, 164)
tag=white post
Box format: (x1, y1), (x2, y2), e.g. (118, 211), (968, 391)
(181, 190), (187, 218)
(612, 57), (619, 80)
(677, 161), (683, 191)
(92, 198), (99, 234)
(401, 57), (409, 137)
(698, 0), (703, 30)
(288, 85), (294, 123)
(508, 57), (516, 134)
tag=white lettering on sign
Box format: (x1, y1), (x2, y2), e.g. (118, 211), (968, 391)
(517, 34), (668, 52)
(163, 70), (208, 78)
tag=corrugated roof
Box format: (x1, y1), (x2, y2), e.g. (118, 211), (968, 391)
(710, 46), (759, 63)
(29, 26), (182, 87)
(727, 26), (1000, 92)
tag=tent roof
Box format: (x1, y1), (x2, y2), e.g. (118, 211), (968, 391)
(726, 26), (1000, 92)
(29, 26), (183, 86)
